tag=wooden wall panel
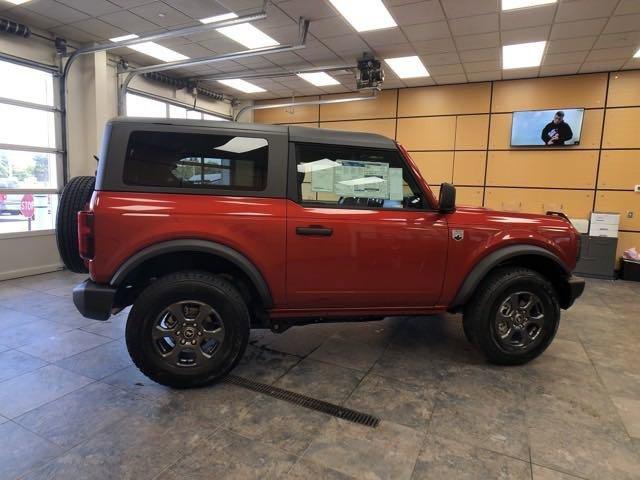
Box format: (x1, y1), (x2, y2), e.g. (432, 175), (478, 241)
(319, 90), (397, 121)
(398, 82), (491, 117)
(595, 191), (640, 231)
(397, 116), (456, 150)
(607, 71), (640, 108)
(597, 150), (640, 190)
(410, 152), (454, 185)
(488, 109), (602, 149)
(319, 119), (396, 138)
(455, 115), (489, 150)
(281, 122), (318, 128)
(456, 187), (484, 206)
(254, 96), (319, 124)
(603, 107), (640, 149)
(453, 151), (486, 185)
(485, 188), (594, 218)
(486, 151), (598, 189)
(492, 74), (607, 112)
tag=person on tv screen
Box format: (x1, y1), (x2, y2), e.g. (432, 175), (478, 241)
(541, 111), (573, 145)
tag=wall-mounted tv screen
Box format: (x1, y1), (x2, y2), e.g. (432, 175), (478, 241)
(511, 108), (584, 147)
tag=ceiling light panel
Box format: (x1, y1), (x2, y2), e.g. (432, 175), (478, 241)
(218, 79), (266, 93)
(297, 72), (340, 86)
(216, 23), (279, 49)
(110, 34), (139, 42)
(200, 12), (238, 24)
(128, 42), (188, 62)
(5, 0), (32, 4)
(634, 48), (640, 58)
(327, 0), (397, 32)
(502, 41), (546, 69)
(502, 0), (556, 10)
(384, 56), (429, 78)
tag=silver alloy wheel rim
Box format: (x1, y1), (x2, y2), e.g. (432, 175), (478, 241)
(493, 291), (545, 352)
(152, 300), (225, 368)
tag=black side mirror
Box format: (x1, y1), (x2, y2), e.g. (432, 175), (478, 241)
(439, 182), (456, 213)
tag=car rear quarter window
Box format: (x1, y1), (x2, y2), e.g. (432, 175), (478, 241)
(123, 131), (268, 191)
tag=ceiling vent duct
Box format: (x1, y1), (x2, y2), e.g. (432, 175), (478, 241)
(0, 18), (31, 38)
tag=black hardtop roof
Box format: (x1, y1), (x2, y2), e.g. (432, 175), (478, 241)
(108, 117), (397, 150)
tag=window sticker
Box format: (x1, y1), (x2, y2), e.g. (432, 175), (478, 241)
(389, 168), (403, 201)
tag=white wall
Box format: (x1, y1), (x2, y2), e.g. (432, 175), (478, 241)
(0, 32), (234, 279)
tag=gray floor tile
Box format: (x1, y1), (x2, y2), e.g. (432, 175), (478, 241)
(0, 414), (7, 424)
(544, 338), (590, 364)
(531, 465), (584, 479)
(0, 319), (75, 349)
(411, 434), (531, 480)
(231, 344), (301, 384)
(55, 340), (132, 380)
(345, 373), (436, 429)
(257, 326), (333, 357)
(611, 396), (640, 439)
(0, 365), (93, 418)
(370, 348), (448, 388)
(584, 342), (640, 374)
(156, 428), (297, 480)
(597, 366), (640, 399)
(330, 317), (403, 348)
(24, 406), (219, 480)
(17, 329), (111, 362)
(0, 349), (48, 382)
(15, 382), (144, 449)
(305, 418), (424, 480)
(0, 306), (43, 328)
(0, 422), (62, 480)
(308, 336), (385, 371)
(80, 314), (127, 339)
(283, 458), (356, 479)
(275, 357), (364, 404)
(228, 394), (329, 455)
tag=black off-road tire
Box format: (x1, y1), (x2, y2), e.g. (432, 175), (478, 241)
(55, 176), (95, 273)
(125, 271), (250, 388)
(463, 267), (560, 365)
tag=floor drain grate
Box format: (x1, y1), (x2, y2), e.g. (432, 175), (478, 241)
(224, 375), (380, 428)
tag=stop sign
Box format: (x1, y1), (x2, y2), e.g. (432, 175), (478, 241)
(20, 194), (34, 218)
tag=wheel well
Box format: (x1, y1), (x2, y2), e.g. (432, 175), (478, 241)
(113, 251), (269, 327)
(482, 254), (572, 309)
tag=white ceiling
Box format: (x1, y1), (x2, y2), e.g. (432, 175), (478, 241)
(1, 0), (639, 99)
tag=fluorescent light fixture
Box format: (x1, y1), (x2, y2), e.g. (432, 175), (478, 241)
(199, 12), (238, 24)
(128, 42), (188, 62)
(216, 23), (278, 49)
(502, 41), (546, 69)
(502, 0), (556, 10)
(297, 72), (340, 86)
(109, 34), (139, 42)
(327, 0), (396, 32)
(384, 56), (429, 78)
(5, 0), (32, 4)
(634, 47), (640, 58)
(218, 78), (266, 93)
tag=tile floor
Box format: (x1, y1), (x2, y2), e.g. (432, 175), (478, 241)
(0, 270), (639, 479)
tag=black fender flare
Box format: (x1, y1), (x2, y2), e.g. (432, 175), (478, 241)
(450, 245), (569, 309)
(109, 239), (273, 308)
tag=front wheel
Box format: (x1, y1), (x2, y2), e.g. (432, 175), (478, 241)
(463, 267), (560, 365)
(125, 271), (250, 388)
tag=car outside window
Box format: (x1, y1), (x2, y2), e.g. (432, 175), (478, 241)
(123, 131), (268, 191)
(295, 143), (423, 209)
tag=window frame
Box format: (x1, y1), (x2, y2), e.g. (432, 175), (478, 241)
(125, 90), (230, 122)
(287, 141), (434, 212)
(0, 56), (63, 238)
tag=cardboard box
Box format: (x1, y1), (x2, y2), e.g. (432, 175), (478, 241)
(589, 224), (619, 238)
(590, 212), (620, 226)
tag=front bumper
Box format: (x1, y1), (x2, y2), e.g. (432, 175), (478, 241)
(564, 275), (586, 309)
(73, 279), (116, 321)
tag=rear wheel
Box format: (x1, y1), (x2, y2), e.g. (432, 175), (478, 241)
(463, 267), (560, 365)
(125, 271), (250, 388)
(55, 176), (95, 273)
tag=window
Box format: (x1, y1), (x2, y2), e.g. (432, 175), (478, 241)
(295, 144), (424, 209)
(0, 59), (60, 235)
(123, 131), (268, 191)
(127, 93), (227, 121)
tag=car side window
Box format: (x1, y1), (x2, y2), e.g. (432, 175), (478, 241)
(123, 131), (268, 191)
(295, 143), (424, 209)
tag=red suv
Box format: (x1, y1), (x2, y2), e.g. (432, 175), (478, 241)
(57, 118), (584, 388)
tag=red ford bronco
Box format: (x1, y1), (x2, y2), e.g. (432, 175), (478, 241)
(56, 118), (584, 388)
